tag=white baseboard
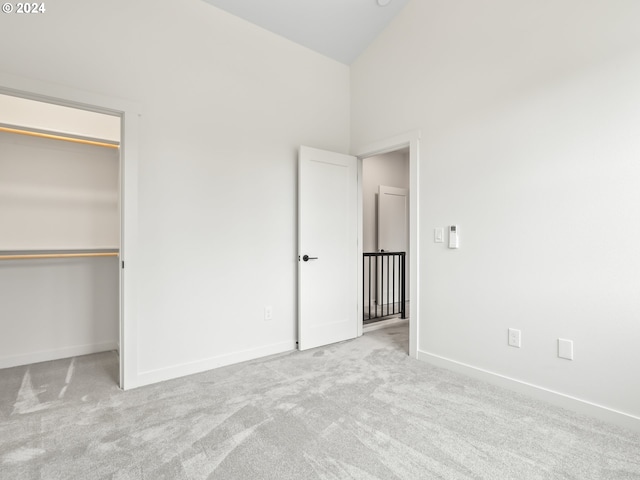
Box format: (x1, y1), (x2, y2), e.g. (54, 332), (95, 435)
(0, 342), (118, 370)
(134, 340), (297, 389)
(417, 349), (640, 433)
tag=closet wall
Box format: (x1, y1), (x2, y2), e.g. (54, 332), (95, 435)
(0, 95), (121, 369)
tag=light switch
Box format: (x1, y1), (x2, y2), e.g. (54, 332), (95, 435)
(434, 227), (444, 243)
(558, 338), (574, 360)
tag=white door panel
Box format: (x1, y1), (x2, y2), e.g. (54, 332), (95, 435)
(378, 185), (409, 304)
(298, 146), (357, 351)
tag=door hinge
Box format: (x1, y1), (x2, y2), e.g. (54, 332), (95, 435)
(121, 261), (125, 269)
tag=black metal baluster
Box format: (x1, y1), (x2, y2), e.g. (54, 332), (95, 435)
(362, 255), (367, 321)
(401, 252), (406, 319)
(381, 254), (384, 319)
(392, 254), (396, 315)
(385, 254), (388, 317)
(368, 255), (372, 320)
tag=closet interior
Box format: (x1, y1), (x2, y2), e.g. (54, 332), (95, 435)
(0, 93), (121, 373)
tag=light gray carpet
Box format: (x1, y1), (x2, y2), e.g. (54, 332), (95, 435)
(1, 324), (639, 479)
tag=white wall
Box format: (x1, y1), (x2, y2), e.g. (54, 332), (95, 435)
(0, 131), (119, 250)
(0, 257), (119, 368)
(0, 0), (349, 384)
(352, 0), (640, 425)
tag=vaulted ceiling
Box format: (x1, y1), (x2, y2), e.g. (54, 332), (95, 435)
(200, 0), (411, 65)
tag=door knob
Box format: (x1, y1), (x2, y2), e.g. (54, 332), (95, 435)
(302, 255), (318, 262)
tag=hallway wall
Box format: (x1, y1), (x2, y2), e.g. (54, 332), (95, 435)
(362, 150), (409, 253)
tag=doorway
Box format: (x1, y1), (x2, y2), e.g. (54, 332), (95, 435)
(362, 149), (410, 328)
(355, 131), (420, 358)
(0, 74), (140, 389)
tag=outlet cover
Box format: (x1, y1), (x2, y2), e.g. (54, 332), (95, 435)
(508, 328), (521, 348)
(558, 338), (573, 360)
(264, 306), (273, 321)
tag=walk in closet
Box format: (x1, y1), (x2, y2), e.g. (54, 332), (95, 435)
(0, 93), (121, 369)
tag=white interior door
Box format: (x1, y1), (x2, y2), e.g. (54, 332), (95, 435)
(378, 185), (409, 304)
(298, 146), (358, 351)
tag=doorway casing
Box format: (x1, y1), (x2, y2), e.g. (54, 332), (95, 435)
(0, 72), (141, 389)
(354, 130), (420, 357)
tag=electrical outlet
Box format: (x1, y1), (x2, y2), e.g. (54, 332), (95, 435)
(508, 328), (521, 348)
(264, 306), (273, 321)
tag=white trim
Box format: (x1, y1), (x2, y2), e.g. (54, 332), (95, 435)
(0, 343), (118, 369)
(0, 71), (141, 390)
(119, 100), (141, 391)
(356, 158), (364, 339)
(354, 130), (421, 358)
(0, 72), (138, 117)
(135, 341), (297, 388)
(418, 349), (640, 433)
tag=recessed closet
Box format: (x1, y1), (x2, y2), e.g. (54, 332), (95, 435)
(0, 93), (121, 371)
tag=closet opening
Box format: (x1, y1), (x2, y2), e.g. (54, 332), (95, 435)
(0, 92), (123, 386)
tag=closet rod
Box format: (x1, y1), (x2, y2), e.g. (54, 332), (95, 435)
(0, 252), (119, 261)
(0, 125), (120, 149)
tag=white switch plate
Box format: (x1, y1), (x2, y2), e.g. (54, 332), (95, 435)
(264, 306), (273, 321)
(434, 227), (444, 243)
(558, 338), (573, 360)
(508, 328), (521, 348)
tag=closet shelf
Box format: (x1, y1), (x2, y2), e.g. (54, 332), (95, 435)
(0, 250), (119, 261)
(0, 125), (119, 149)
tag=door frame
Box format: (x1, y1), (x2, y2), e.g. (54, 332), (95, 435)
(0, 72), (141, 389)
(354, 130), (420, 358)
